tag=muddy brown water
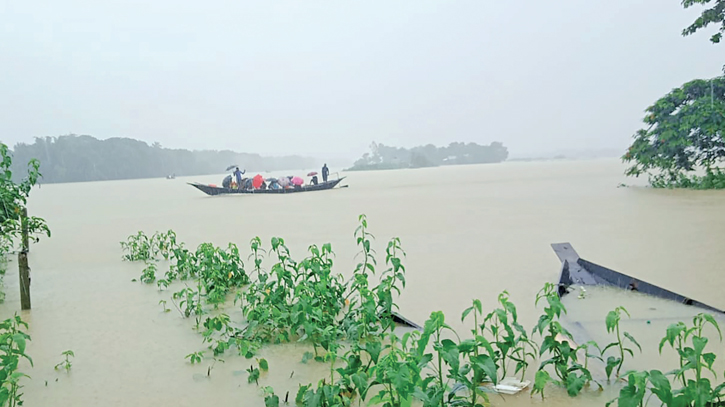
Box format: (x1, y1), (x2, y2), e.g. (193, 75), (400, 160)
(2, 158), (724, 406)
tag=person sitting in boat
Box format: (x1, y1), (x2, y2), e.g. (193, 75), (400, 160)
(310, 175), (318, 185)
(222, 175), (232, 189)
(233, 167), (245, 190)
(322, 164), (329, 182)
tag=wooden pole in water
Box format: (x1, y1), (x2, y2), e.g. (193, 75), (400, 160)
(21, 207), (29, 253)
(19, 250), (30, 310)
(19, 206), (31, 310)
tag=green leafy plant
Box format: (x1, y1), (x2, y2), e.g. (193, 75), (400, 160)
(682, 0), (725, 44)
(121, 229), (183, 262)
(207, 357), (223, 377)
(247, 363), (260, 385)
(374, 237), (406, 333)
(602, 306), (641, 381)
(532, 283), (599, 398)
(609, 313), (725, 407)
(0, 314), (33, 407)
(482, 291), (537, 382)
(140, 261), (157, 284)
(185, 351), (204, 365)
(120, 231), (154, 261)
(54, 350), (75, 373)
(0, 143), (51, 252)
(263, 386), (280, 407)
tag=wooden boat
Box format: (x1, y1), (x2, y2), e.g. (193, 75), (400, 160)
(551, 242), (724, 314)
(188, 177), (347, 196)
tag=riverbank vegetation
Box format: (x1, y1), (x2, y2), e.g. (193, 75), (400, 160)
(346, 142), (508, 171)
(9, 135), (316, 184)
(0, 141), (51, 406)
(121, 215), (725, 407)
(623, 1), (725, 189)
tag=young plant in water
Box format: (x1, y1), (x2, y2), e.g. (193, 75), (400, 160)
(158, 300), (170, 313)
(609, 312), (725, 407)
(54, 350), (75, 373)
(531, 283), (599, 398)
(207, 357), (224, 377)
(120, 231), (154, 261)
(120, 229), (183, 262)
(602, 306), (641, 381)
(185, 351), (204, 365)
(482, 291), (537, 382)
(461, 299), (500, 391)
(0, 314), (33, 407)
(374, 237), (406, 333)
(247, 364), (260, 385)
(263, 386), (280, 407)
(140, 262), (157, 284)
(244, 358), (268, 385)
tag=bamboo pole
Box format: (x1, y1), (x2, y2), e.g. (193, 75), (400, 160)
(21, 207), (29, 252)
(19, 206), (31, 310)
(19, 250), (30, 310)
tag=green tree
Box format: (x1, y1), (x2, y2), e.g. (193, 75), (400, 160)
(622, 1), (725, 188)
(682, 0), (725, 44)
(623, 77), (725, 188)
(0, 143), (50, 252)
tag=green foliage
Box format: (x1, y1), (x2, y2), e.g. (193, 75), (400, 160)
(376, 237), (406, 333)
(482, 291), (537, 382)
(602, 306), (641, 381)
(347, 141), (509, 171)
(263, 386), (280, 407)
(682, 0), (725, 44)
(9, 135), (317, 184)
(185, 351), (204, 365)
(623, 0), (724, 188)
(123, 216), (723, 407)
(609, 313), (725, 407)
(0, 314), (33, 407)
(0, 142), (50, 254)
(54, 350), (74, 373)
(247, 363), (260, 384)
(121, 230), (182, 262)
(623, 76), (725, 188)
(531, 283), (599, 398)
(140, 262), (157, 284)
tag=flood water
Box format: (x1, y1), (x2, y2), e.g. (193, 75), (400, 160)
(4, 158), (725, 406)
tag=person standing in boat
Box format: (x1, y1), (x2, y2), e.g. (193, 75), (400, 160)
(233, 167), (245, 190)
(322, 164), (329, 182)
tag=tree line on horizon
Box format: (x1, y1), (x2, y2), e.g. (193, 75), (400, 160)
(7, 135), (318, 184)
(347, 141), (509, 171)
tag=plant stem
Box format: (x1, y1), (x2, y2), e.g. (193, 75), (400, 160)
(678, 336), (686, 387)
(616, 322), (624, 377)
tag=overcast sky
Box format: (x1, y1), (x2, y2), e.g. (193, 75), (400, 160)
(1, 0), (722, 160)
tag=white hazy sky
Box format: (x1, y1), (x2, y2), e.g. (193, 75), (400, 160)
(1, 0), (722, 160)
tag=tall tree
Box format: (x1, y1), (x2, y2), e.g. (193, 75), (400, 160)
(622, 1), (725, 188)
(623, 77), (725, 187)
(682, 0), (725, 44)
